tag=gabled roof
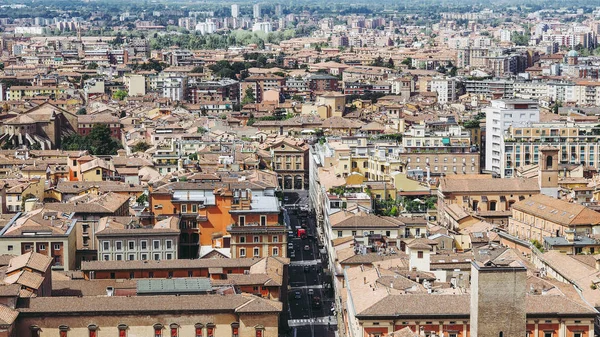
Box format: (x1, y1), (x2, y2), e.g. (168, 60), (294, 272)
(512, 194), (600, 226)
(440, 176), (540, 194)
(357, 294), (596, 318)
(6, 252), (52, 274)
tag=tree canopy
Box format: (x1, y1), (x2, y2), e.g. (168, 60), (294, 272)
(61, 125), (122, 155)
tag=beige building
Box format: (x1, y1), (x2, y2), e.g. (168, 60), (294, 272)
(0, 208), (77, 271)
(15, 294), (281, 337)
(504, 122), (600, 177)
(509, 193), (600, 244)
(438, 175), (540, 227)
(126, 74), (146, 96)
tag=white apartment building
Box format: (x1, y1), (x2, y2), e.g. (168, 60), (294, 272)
(231, 4), (240, 18)
(430, 78), (459, 104)
(162, 76), (186, 102)
(195, 21), (217, 35)
(96, 231), (179, 261)
(252, 22), (272, 34)
(484, 99), (540, 177)
(513, 81), (549, 100)
(253, 3), (261, 19)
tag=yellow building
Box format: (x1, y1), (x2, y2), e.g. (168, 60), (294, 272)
(8, 86), (66, 100)
(316, 92), (346, 118)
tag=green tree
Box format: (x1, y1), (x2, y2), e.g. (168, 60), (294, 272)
(511, 31), (530, 46)
(62, 125), (122, 155)
(113, 89), (128, 101)
(87, 62), (98, 70)
(132, 141), (151, 153)
(88, 125), (122, 155)
(76, 108), (87, 115)
(242, 87), (256, 105)
(136, 193), (148, 204)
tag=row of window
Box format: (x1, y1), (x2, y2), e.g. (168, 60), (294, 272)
(239, 247), (279, 257)
(19, 243), (61, 252)
(179, 204), (205, 213)
(102, 240), (173, 252)
(103, 252), (174, 261)
(37, 322), (265, 337)
(406, 165), (476, 172)
(238, 236), (279, 243)
(407, 157), (476, 163)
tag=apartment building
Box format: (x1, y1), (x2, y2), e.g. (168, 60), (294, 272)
(510, 181), (600, 239)
(0, 208), (77, 271)
(8, 85), (65, 100)
(485, 99), (540, 177)
(241, 74), (285, 103)
(259, 136), (309, 190)
(430, 78), (462, 104)
(464, 79), (514, 99)
(77, 113), (121, 139)
(149, 179), (281, 259)
(95, 217), (180, 261)
(438, 175), (540, 227)
(188, 78), (240, 104)
(403, 124), (479, 176)
(503, 121), (600, 177)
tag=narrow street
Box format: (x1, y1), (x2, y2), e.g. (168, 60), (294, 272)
(283, 191), (337, 337)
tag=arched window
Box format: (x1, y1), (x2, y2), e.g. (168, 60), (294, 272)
(59, 325), (69, 337)
(118, 324), (128, 337)
(88, 324), (99, 337)
(154, 324), (164, 337)
(499, 332), (503, 337)
(206, 323), (215, 337)
(194, 323), (204, 337)
(489, 201), (497, 211)
(30, 325), (41, 337)
(231, 322), (240, 337)
(546, 155), (553, 169)
(170, 323), (179, 337)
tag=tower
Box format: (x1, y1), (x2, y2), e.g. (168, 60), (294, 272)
(538, 146), (559, 198)
(470, 261), (526, 337)
(253, 3), (261, 19)
(231, 4), (239, 18)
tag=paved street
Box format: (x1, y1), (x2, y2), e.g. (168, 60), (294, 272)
(282, 191), (337, 337)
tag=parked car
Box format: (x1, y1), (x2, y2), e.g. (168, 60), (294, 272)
(290, 251), (295, 258)
(288, 243), (294, 249)
(304, 266), (310, 273)
(308, 289), (314, 295)
(294, 291), (302, 299)
(304, 245), (310, 251)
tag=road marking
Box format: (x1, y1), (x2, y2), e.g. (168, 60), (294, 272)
(290, 259), (321, 266)
(290, 285), (324, 290)
(288, 316), (338, 327)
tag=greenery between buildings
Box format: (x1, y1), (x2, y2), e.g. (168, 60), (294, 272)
(61, 125), (122, 155)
